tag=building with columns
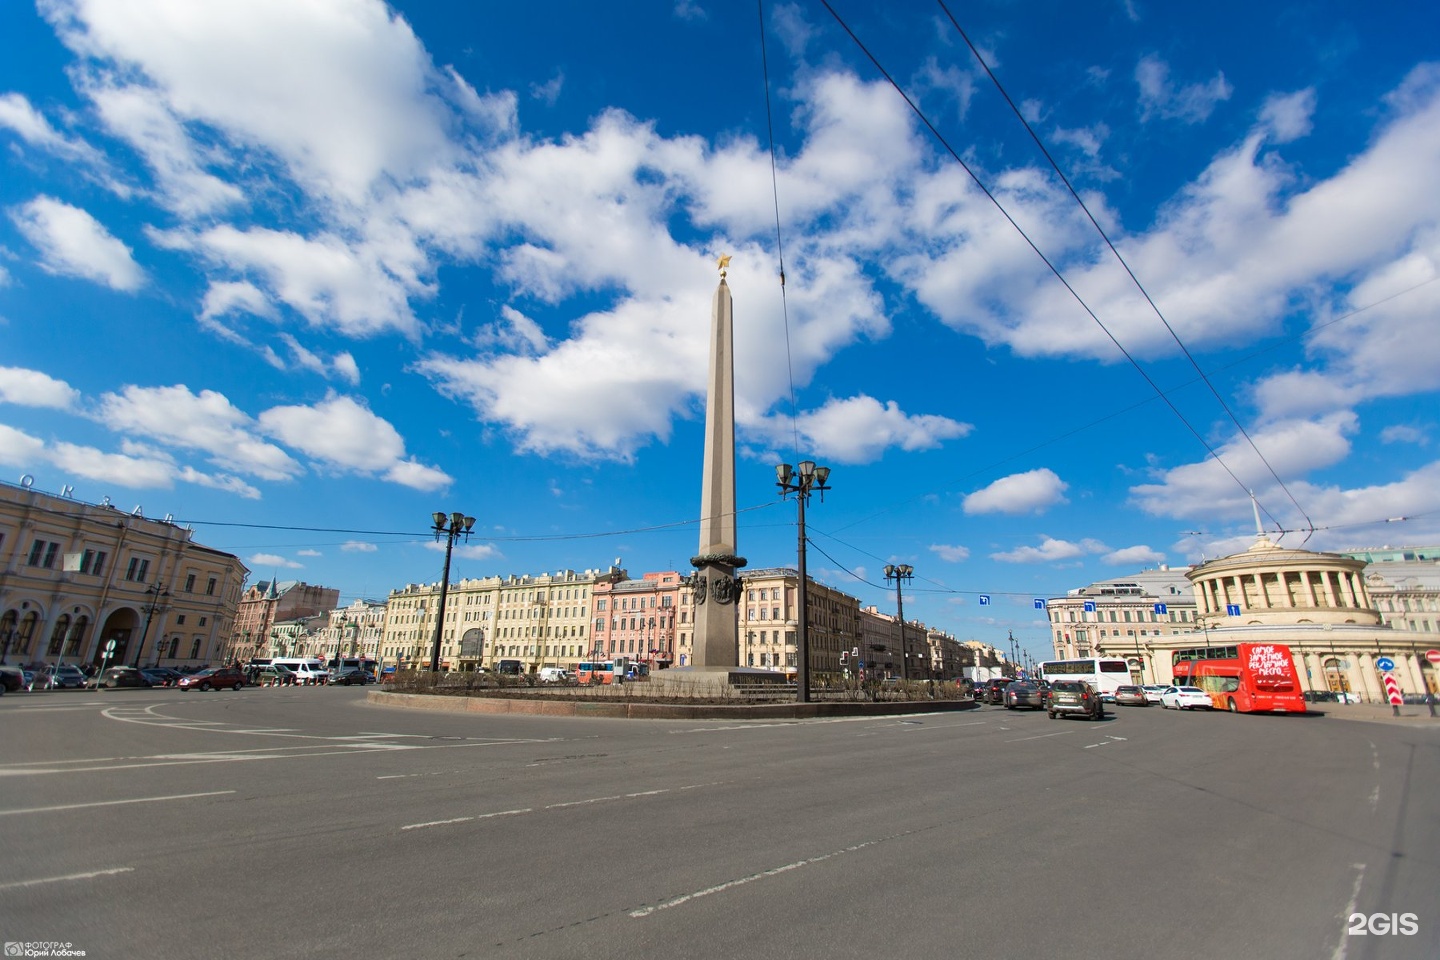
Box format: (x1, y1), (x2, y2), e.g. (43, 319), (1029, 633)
(1183, 534), (1438, 699)
(381, 566), (624, 673)
(1342, 546), (1440, 636)
(318, 599), (388, 663)
(1048, 535), (1439, 698)
(0, 478), (246, 669)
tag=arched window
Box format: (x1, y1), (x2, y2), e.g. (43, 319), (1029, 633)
(67, 616), (89, 657)
(18, 611), (39, 655)
(48, 615), (71, 656)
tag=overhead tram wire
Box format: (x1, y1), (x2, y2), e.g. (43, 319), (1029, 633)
(935, 0), (1316, 542)
(757, 0), (803, 460)
(815, 1), (1291, 534)
(824, 276), (1440, 535)
(806, 534), (1072, 604)
(172, 499), (784, 546)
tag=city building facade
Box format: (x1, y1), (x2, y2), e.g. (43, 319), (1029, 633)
(593, 571), (682, 666)
(381, 567), (624, 672)
(0, 478), (246, 669)
(1045, 566), (1198, 683)
(231, 579), (341, 662)
(1047, 539), (1440, 698)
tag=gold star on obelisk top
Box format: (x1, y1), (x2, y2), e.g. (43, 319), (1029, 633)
(716, 254), (731, 278)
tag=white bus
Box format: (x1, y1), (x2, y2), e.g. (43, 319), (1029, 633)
(1039, 657), (1132, 697)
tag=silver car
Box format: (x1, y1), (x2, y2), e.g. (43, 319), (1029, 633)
(1003, 681), (1045, 710)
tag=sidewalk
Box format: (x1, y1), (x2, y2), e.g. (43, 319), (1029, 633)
(1317, 701), (1440, 727)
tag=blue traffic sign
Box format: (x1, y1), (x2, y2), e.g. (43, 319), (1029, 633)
(1375, 656), (1395, 672)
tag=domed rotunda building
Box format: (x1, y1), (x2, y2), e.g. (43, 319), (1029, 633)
(1179, 530), (1437, 702)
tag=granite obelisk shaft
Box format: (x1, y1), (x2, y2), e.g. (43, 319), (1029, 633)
(689, 273), (745, 668)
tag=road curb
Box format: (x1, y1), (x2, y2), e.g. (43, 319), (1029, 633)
(366, 690), (980, 720)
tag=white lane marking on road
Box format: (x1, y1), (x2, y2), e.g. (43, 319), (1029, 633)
(630, 838), (884, 918)
(396, 781), (725, 831)
(0, 790), (235, 817)
(1005, 731), (1073, 742)
(402, 809), (531, 831)
(546, 789), (666, 809)
(668, 713), (967, 734)
(3, 706), (106, 714)
(1330, 863), (1367, 960)
(0, 867), (134, 891)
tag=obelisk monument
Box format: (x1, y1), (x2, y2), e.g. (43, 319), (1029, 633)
(688, 255), (745, 670)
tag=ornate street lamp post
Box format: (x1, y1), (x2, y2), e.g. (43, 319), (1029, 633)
(429, 511), (475, 674)
(884, 563), (913, 680)
(776, 460), (830, 703)
(132, 582), (169, 667)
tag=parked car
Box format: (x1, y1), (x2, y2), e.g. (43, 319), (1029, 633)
(1003, 681), (1045, 710)
(1140, 684), (1168, 704)
(0, 664), (26, 692)
(1305, 690), (1360, 704)
(140, 667), (183, 687)
(327, 666), (372, 686)
(258, 664), (298, 686)
(1160, 685), (1213, 710)
(93, 665), (153, 689)
(1114, 685), (1149, 706)
(177, 665), (246, 691)
(36, 664), (88, 689)
(537, 667), (577, 685)
(1047, 680), (1104, 720)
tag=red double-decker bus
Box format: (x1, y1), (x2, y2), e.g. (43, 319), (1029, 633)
(1172, 642), (1306, 714)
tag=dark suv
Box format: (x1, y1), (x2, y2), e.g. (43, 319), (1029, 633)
(983, 678), (1015, 704)
(1047, 680), (1104, 720)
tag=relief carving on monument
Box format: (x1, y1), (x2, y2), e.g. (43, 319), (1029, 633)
(710, 574), (739, 605)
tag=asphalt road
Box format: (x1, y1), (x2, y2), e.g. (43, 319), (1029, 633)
(1, 687), (1435, 960)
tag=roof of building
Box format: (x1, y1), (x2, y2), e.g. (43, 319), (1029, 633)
(1067, 565), (1194, 600)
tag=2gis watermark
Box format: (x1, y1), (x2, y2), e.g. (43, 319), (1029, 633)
(1346, 913), (1420, 936)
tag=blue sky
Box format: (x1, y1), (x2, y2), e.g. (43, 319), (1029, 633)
(1, 0), (1437, 664)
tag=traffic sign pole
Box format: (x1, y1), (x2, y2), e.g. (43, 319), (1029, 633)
(1382, 672), (1403, 716)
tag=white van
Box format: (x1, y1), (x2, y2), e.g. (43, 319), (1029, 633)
(271, 658), (330, 685)
(537, 667), (576, 685)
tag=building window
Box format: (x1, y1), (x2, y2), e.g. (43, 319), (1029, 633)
(176, 615), (186, 625)
(79, 549), (107, 575)
(125, 557), (151, 582)
(190, 638), (201, 659)
(199, 617), (207, 626)
(185, 574), (196, 592)
(28, 539), (61, 569)
(206, 577), (217, 596)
